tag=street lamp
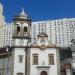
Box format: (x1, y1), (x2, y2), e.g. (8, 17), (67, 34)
(6, 45), (9, 75)
(6, 45), (9, 52)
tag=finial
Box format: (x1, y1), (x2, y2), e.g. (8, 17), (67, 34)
(20, 8), (28, 18)
(21, 8), (25, 14)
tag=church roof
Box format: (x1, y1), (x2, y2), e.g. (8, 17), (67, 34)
(13, 8), (31, 21)
(19, 8), (28, 19)
(0, 47), (13, 58)
(0, 47), (13, 54)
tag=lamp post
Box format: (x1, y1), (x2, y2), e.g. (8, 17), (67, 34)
(6, 45), (9, 75)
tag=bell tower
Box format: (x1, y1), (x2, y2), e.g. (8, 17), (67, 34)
(13, 8), (31, 47)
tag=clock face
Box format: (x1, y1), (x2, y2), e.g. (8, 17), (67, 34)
(40, 44), (46, 50)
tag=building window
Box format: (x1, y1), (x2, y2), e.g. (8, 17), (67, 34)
(18, 55), (23, 63)
(17, 26), (20, 35)
(17, 72), (23, 75)
(48, 54), (54, 65)
(24, 26), (27, 32)
(24, 26), (28, 36)
(32, 54), (38, 65)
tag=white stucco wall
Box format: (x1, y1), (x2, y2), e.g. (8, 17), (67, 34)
(30, 48), (59, 75)
(14, 39), (28, 46)
(0, 55), (12, 75)
(13, 46), (60, 75)
(13, 48), (25, 75)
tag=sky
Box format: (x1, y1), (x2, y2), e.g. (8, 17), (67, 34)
(1, 0), (75, 22)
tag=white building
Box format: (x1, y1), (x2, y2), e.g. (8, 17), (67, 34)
(0, 9), (60, 75)
(3, 18), (75, 47)
(0, 3), (5, 26)
(31, 18), (75, 47)
(3, 23), (14, 47)
(0, 3), (6, 47)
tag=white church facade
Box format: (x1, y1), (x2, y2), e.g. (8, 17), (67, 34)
(0, 9), (60, 75)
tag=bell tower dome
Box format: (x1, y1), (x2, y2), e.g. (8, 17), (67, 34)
(13, 8), (31, 47)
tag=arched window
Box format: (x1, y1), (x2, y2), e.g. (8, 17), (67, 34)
(24, 26), (27, 32)
(41, 71), (47, 75)
(17, 72), (23, 75)
(24, 26), (28, 36)
(32, 53), (38, 65)
(17, 26), (20, 35)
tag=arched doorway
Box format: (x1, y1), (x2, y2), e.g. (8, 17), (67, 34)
(41, 71), (47, 75)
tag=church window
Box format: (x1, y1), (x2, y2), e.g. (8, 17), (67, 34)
(17, 72), (23, 75)
(17, 26), (20, 35)
(24, 26), (28, 36)
(41, 71), (47, 75)
(32, 54), (38, 65)
(48, 54), (54, 65)
(24, 26), (27, 32)
(18, 55), (23, 63)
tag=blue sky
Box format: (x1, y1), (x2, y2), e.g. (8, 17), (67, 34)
(1, 0), (75, 22)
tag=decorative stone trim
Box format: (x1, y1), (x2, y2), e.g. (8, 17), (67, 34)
(37, 66), (50, 68)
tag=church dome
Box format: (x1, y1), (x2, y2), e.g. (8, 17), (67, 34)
(13, 8), (31, 21)
(19, 8), (28, 19)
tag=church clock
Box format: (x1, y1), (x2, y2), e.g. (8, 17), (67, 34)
(40, 44), (46, 50)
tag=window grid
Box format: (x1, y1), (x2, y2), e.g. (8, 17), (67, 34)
(48, 54), (54, 65)
(32, 54), (38, 65)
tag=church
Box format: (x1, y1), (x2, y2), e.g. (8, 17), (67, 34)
(0, 9), (60, 75)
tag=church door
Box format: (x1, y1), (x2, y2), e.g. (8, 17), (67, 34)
(41, 71), (47, 75)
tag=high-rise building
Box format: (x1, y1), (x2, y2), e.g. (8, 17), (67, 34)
(3, 23), (14, 47)
(2, 18), (75, 47)
(0, 3), (6, 47)
(31, 18), (75, 47)
(0, 3), (5, 26)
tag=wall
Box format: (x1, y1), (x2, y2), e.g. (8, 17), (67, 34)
(0, 55), (13, 75)
(30, 47), (60, 75)
(13, 48), (25, 75)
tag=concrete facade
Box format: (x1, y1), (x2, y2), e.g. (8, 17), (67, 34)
(0, 3), (6, 47)
(31, 18), (75, 47)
